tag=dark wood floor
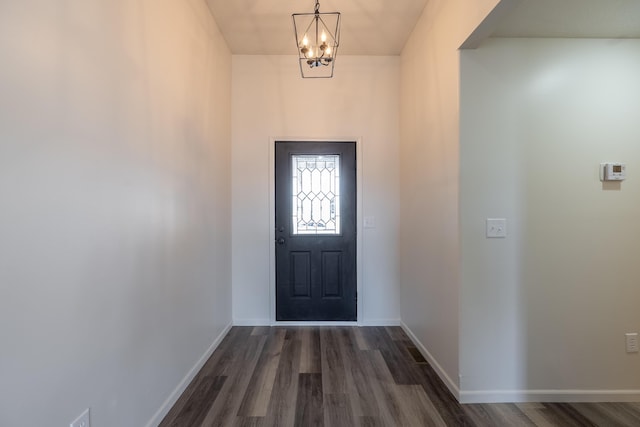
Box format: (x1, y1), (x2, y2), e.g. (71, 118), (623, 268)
(160, 326), (640, 426)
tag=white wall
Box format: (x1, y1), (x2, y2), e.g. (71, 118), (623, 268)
(0, 1), (231, 426)
(399, 0), (501, 394)
(460, 38), (640, 400)
(231, 55), (400, 325)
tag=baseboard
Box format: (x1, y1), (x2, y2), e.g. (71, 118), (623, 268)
(233, 318), (271, 326)
(400, 321), (461, 400)
(145, 322), (233, 427)
(360, 318), (401, 326)
(459, 389), (640, 404)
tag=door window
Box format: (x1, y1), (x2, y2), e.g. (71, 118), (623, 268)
(291, 154), (341, 235)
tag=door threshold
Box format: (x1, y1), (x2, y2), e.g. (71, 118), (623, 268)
(273, 321), (359, 327)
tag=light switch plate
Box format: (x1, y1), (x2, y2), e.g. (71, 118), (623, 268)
(486, 218), (507, 238)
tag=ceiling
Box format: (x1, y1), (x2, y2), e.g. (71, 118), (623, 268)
(205, 0), (640, 56)
(491, 0), (640, 39)
(205, 0), (428, 55)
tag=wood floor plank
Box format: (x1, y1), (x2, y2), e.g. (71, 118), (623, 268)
(414, 359), (474, 426)
(160, 375), (226, 427)
(359, 349), (407, 426)
(353, 327), (370, 351)
(393, 384), (448, 427)
(324, 393), (355, 427)
(320, 328), (347, 394)
(385, 325), (407, 341)
(356, 416), (384, 427)
(232, 416), (263, 427)
(515, 403), (558, 427)
(568, 402), (640, 426)
(262, 336), (302, 427)
(359, 326), (383, 350)
(539, 403), (599, 427)
(207, 326), (255, 378)
(363, 327), (418, 385)
(251, 326), (271, 336)
(237, 328), (286, 416)
(199, 335), (267, 426)
(294, 373), (324, 427)
(463, 403), (536, 427)
(299, 327), (321, 374)
(388, 336), (431, 384)
(604, 402), (640, 425)
(336, 328), (379, 418)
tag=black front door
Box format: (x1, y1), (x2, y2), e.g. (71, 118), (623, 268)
(275, 141), (357, 321)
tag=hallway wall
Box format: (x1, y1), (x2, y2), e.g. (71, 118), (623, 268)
(231, 55), (401, 325)
(399, 0), (501, 395)
(0, 1), (232, 426)
(460, 38), (640, 400)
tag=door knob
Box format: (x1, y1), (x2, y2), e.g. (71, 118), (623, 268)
(277, 237), (285, 245)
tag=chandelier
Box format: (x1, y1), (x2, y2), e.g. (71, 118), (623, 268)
(292, 0), (341, 78)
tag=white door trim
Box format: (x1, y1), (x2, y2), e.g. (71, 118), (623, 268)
(269, 137), (363, 325)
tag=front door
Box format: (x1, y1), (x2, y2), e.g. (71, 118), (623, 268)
(275, 141), (357, 321)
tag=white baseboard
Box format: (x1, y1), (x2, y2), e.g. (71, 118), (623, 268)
(459, 389), (640, 404)
(360, 318), (401, 326)
(145, 322), (233, 427)
(233, 318), (271, 326)
(400, 321), (461, 400)
(400, 322), (640, 404)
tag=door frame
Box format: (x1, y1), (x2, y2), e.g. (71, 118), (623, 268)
(269, 137), (363, 326)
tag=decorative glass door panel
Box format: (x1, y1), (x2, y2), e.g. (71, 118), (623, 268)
(292, 155), (340, 235)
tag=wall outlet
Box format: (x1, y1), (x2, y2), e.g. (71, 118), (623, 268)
(625, 333), (639, 353)
(70, 408), (90, 427)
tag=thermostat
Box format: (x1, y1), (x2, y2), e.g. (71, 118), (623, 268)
(600, 163), (626, 181)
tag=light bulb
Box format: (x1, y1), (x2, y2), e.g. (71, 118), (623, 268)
(326, 46), (332, 57)
(302, 35), (309, 47)
(321, 31), (327, 43)
(308, 47), (314, 58)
